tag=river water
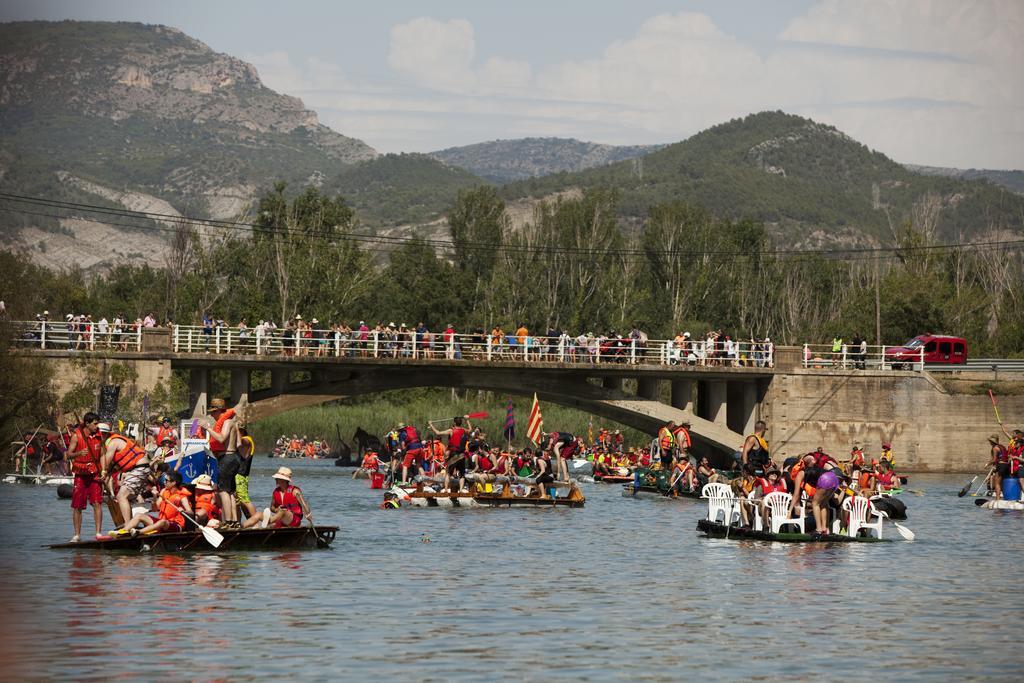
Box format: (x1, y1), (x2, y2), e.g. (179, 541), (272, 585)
(1, 460), (1022, 681)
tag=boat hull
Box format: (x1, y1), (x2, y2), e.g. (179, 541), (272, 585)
(696, 519), (890, 543)
(4, 473), (73, 486)
(49, 525), (338, 552)
(621, 484), (700, 500)
(977, 499), (1024, 510)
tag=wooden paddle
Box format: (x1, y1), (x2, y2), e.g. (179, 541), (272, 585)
(170, 502), (224, 548)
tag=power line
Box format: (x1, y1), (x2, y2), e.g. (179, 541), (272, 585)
(2, 191), (1023, 264)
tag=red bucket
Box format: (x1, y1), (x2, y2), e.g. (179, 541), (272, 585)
(370, 472), (384, 489)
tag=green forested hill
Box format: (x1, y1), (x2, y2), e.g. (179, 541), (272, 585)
(502, 112), (1024, 244)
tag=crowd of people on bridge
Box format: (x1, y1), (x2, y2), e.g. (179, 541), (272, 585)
(21, 309), (774, 367)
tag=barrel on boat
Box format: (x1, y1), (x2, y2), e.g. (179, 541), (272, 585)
(1002, 477), (1022, 502)
(370, 472), (384, 489)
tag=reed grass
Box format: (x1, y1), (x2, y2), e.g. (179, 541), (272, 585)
(250, 388), (649, 450)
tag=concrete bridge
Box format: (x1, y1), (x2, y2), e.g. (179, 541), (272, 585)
(19, 329), (1024, 470)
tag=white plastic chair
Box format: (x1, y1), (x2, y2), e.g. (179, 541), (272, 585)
(702, 483), (738, 524)
(763, 491), (805, 534)
(842, 496), (885, 539)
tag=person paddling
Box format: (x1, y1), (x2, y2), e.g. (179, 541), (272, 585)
(243, 467), (311, 529)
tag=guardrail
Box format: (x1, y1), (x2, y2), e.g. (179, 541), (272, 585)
(801, 343), (926, 372)
(10, 320), (143, 351)
(9, 321), (775, 368)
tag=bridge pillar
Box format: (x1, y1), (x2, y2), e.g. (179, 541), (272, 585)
(189, 369), (209, 416)
(271, 369), (289, 394)
(671, 379), (692, 411)
(230, 369), (250, 407)
(637, 377), (658, 400)
(602, 377), (622, 391)
(727, 381), (758, 435)
(703, 380), (727, 427)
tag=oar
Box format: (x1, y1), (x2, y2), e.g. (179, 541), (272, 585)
(989, 389), (1002, 424)
(306, 514), (329, 546)
(431, 411), (489, 424)
(890, 520), (915, 540)
(958, 474), (980, 497)
(171, 502), (224, 548)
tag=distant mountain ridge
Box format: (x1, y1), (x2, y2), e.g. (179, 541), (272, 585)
(430, 137), (663, 183)
(904, 164), (1024, 195)
(500, 112), (1024, 247)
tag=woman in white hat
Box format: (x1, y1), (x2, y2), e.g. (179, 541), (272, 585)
(243, 466), (311, 529)
(192, 474), (221, 527)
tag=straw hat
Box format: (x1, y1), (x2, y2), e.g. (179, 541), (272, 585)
(273, 466), (293, 482)
(193, 474), (214, 491)
(209, 398), (226, 411)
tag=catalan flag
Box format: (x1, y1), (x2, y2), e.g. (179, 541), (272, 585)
(527, 393), (543, 445)
(503, 397), (515, 443)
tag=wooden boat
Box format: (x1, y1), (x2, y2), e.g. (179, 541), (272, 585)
(696, 518), (891, 543)
(621, 483), (700, 500)
(49, 525), (338, 552)
(392, 481), (585, 508)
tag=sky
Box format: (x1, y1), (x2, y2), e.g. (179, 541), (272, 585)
(1, 0), (1022, 169)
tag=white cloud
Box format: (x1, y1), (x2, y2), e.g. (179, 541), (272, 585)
(244, 4), (1023, 168)
(388, 17), (476, 92)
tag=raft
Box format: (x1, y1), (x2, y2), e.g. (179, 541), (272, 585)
(621, 483), (700, 500)
(696, 519), (891, 543)
(48, 525), (338, 552)
(592, 472), (633, 484)
(392, 483), (585, 508)
(3, 473), (73, 487)
(975, 498), (1024, 511)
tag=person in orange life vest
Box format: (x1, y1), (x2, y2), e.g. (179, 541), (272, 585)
(858, 461), (878, 493)
(98, 423), (151, 529)
(65, 411), (104, 542)
(353, 450), (380, 479)
(672, 421), (693, 463)
(657, 420), (675, 467)
(203, 397), (241, 526)
(151, 416), (178, 449)
(243, 467), (311, 529)
(787, 449), (839, 519)
(847, 443), (865, 478)
(667, 457), (697, 495)
(131, 470), (193, 536)
(191, 474), (221, 527)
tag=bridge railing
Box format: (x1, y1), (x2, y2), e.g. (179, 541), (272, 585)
(8, 320), (143, 351)
(801, 342), (925, 372)
(163, 325), (774, 367)
(9, 320), (776, 368)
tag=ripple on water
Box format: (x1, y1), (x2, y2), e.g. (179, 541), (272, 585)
(1, 464), (1023, 680)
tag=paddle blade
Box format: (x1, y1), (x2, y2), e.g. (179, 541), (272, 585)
(189, 418), (200, 437)
(975, 498), (990, 506)
(893, 522), (915, 541)
(466, 411), (488, 420)
(957, 487), (968, 497)
(201, 526), (224, 548)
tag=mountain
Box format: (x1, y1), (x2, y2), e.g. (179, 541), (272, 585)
(904, 165), (1024, 195)
(430, 138), (663, 184)
(501, 111), (1024, 247)
(0, 20), (384, 268)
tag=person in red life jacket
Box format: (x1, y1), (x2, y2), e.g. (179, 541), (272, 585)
(354, 450), (381, 479)
(191, 474), (221, 527)
(243, 467), (311, 529)
(119, 470), (193, 536)
(429, 415), (473, 487)
(873, 461), (899, 492)
(547, 431), (576, 482)
(98, 422), (151, 529)
(757, 467), (788, 528)
(64, 412), (104, 542)
(397, 422), (424, 484)
(203, 397), (241, 527)
(613, 429), (624, 454)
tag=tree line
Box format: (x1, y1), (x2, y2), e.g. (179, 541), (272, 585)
(2, 183), (1023, 357)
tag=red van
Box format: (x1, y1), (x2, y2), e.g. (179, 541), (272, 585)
(885, 335), (967, 368)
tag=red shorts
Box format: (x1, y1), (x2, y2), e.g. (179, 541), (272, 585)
(402, 448), (424, 468)
(273, 513), (303, 528)
(71, 474), (103, 509)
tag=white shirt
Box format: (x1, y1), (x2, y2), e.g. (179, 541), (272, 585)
(97, 317), (109, 334)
